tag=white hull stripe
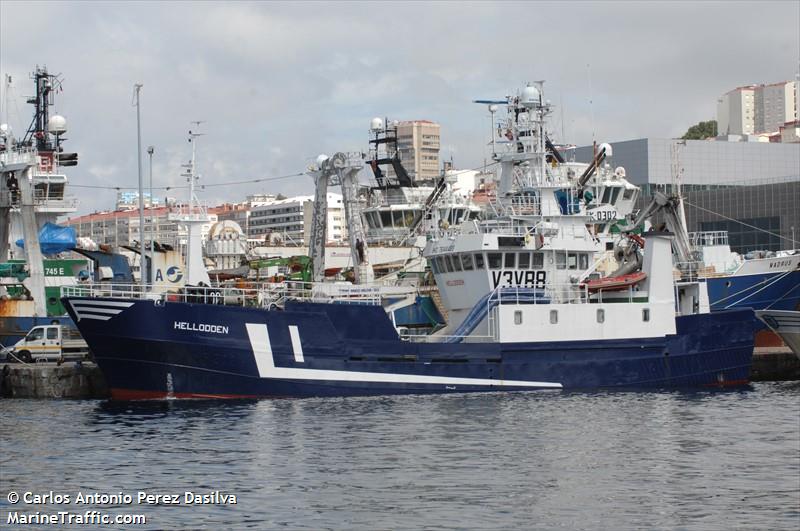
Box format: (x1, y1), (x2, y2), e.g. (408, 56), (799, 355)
(70, 306), (125, 314)
(68, 300), (134, 322)
(75, 314), (112, 321)
(71, 300), (136, 308)
(288, 325), (304, 363)
(245, 323), (561, 389)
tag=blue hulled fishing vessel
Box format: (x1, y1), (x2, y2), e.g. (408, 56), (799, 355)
(63, 83), (754, 399)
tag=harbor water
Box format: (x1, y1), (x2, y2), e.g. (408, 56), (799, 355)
(1, 383), (799, 530)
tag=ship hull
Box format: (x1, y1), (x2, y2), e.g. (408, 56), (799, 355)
(706, 269), (800, 347)
(63, 297), (754, 399)
(706, 269), (800, 312)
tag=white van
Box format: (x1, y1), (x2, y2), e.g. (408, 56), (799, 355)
(12, 325), (90, 363)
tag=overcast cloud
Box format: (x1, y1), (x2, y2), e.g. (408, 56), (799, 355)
(1, 1), (798, 215)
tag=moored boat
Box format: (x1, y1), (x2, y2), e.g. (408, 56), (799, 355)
(62, 82), (754, 399)
(755, 310), (800, 359)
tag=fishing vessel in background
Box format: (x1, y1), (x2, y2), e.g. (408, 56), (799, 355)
(0, 67), (86, 346)
(755, 310), (800, 359)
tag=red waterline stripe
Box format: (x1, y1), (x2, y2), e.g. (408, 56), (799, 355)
(110, 388), (263, 401)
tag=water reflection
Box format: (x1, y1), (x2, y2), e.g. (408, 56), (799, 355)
(0, 383), (797, 530)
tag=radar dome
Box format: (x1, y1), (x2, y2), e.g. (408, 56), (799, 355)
(316, 154), (329, 168)
(488, 104), (498, 113)
(520, 85), (540, 108)
(370, 117), (384, 131)
(48, 115), (67, 135)
(598, 142), (613, 157)
(0, 123), (9, 137)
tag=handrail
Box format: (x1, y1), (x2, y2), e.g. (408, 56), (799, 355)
(61, 280), (384, 308)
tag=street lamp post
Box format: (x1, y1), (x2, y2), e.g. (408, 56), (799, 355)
(147, 146), (155, 287)
(133, 83), (145, 288)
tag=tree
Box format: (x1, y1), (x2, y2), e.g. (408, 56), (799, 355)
(681, 120), (718, 140)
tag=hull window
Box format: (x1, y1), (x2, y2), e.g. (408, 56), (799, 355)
(550, 310), (558, 324)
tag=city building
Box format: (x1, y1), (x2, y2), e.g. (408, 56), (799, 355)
(574, 138), (800, 253)
(754, 81), (797, 135)
(66, 206), (218, 248)
(717, 81), (798, 136)
(212, 194), (277, 236)
(717, 86), (756, 136)
(395, 120), (441, 183)
(779, 120), (800, 143)
(248, 193), (345, 244)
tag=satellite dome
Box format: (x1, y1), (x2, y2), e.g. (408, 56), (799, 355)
(0, 123), (9, 137)
(48, 115), (67, 135)
(370, 117), (384, 131)
(316, 154), (329, 168)
(488, 104), (498, 113)
(520, 85), (540, 108)
(598, 142), (613, 157)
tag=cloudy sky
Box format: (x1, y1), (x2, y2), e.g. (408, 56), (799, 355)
(1, 1), (798, 215)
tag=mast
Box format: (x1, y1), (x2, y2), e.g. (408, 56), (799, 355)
(168, 123), (210, 286)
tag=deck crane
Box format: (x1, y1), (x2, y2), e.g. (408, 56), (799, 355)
(626, 191), (697, 275)
(307, 152), (373, 284)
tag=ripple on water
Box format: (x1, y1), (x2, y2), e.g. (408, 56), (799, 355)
(1, 383), (798, 530)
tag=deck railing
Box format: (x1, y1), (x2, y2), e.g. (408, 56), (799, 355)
(61, 280), (383, 308)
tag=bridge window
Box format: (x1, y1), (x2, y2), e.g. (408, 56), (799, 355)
(596, 309), (605, 323)
(550, 310), (558, 324)
(444, 255), (454, 273)
(532, 253), (544, 269)
(568, 253), (578, 270)
(518, 252), (530, 269)
(430, 258), (439, 274)
(610, 188), (621, 205)
(488, 253), (502, 269)
(452, 255), (463, 272)
(623, 188), (635, 200)
(580, 253), (589, 270)
(504, 253), (516, 268)
(556, 252), (566, 270)
(474, 253), (485, 269)
(380, 211), (392, 228)
(461, 254), (474, 271)
(514, 311), (523, 325)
